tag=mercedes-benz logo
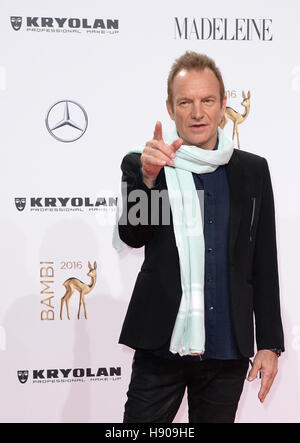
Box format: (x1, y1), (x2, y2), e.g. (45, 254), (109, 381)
(45, 100), (88, 143)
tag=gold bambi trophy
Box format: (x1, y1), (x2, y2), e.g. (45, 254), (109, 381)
(60, 261), (97, 320)
(220, 90), (251, 149)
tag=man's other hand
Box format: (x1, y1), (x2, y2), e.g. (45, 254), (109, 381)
(247, 349), (279, 403)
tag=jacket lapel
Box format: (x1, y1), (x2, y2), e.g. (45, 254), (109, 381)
(225, 149), (245, 262)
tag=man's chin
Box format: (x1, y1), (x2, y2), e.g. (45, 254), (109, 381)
(181, 135), (207, 148)
(179, 130), (217, 150)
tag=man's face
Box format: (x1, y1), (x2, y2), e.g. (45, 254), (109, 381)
(166, 68), (226, 150)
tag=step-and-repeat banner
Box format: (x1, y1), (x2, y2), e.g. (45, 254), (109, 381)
(0, 0), (299, 423)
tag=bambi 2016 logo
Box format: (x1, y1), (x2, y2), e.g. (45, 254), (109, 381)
(40, 261), (97, 321)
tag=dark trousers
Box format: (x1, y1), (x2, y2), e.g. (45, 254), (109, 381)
(123, 351), (249, 423)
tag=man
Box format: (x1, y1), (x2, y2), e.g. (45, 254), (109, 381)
(116, 51), (284, 423)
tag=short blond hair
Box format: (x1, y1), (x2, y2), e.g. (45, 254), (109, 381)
(167, 51), (225, 108)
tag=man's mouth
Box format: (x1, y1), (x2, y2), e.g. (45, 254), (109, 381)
(189, 123), (207, 129)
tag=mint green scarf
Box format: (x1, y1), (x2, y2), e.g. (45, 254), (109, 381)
(113, 127), (234, 356)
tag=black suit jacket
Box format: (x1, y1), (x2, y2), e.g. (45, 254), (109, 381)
(118, 149), (284, 358)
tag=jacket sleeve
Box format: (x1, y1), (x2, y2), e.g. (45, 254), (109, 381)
(118, 153), (163, 248)
(252, 158), (285, 352)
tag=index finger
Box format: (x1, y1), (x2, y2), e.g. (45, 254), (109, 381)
(153, 121), (163, 141)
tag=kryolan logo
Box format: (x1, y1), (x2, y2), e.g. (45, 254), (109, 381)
(17, 370), (29, 384)
(10, 16), (22, 31)
(14, 196), (118, 212)
(10, 16), (119, 32)
(17, 367), (122, 384)
(15, 198), (26, 211)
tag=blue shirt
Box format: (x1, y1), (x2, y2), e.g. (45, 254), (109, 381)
(191, 166), (241, 360)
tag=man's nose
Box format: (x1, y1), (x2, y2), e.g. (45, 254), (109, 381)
(191, 102), (204, 120)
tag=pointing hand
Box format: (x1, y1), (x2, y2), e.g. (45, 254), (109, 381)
(141, 121), (182, 188)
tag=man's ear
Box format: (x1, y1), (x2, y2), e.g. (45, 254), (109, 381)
(166, 99), (175, 121)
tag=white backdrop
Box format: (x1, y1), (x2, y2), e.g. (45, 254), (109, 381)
(0, 0), (299, 423)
